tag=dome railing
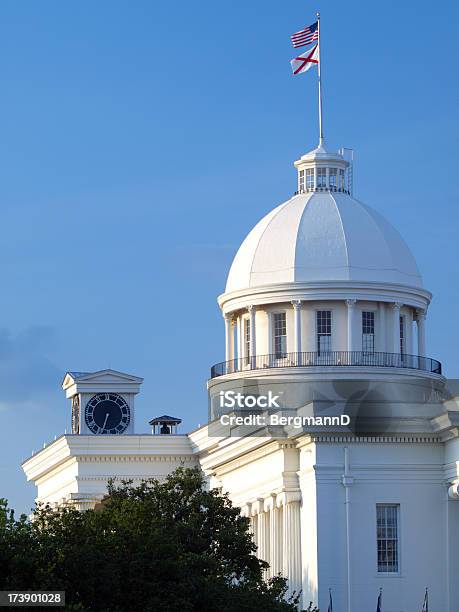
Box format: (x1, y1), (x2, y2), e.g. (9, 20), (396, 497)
(210, 351), (442, 378)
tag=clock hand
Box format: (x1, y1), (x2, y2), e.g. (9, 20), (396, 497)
(102, 413), (109, 431)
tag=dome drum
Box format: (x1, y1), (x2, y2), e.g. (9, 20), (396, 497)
(215, 298), (438, 379)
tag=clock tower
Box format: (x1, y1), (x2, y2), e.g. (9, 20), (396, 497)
(62, 369), (143, 435)
(22, 368), (195, 511)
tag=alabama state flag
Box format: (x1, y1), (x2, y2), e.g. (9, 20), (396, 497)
(290, 44), (319, 75)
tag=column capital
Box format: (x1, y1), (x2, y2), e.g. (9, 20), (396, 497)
(291, 299), (302, 309)
(240, 504), (251, 517)
(247, 304), (256, 313)
(223, 312), (232, 321)
(276, 490), (302, 507)
(391, 301), (403, 311)
(416, 308), (427, 320)
(251, 498), (264, 515)
(346, 299), (357, 307)
(264, 495), (275, 512)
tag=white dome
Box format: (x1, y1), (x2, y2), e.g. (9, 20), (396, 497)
(225, 192), (422, 293)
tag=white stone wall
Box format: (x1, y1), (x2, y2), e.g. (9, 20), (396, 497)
(311, 441), (447, 612)
(199, 432), (455, 612)
(23, 434), (197, 510)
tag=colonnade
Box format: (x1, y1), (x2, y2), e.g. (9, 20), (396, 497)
(223, 300), (428, 363)
(241, 492), (302, 600)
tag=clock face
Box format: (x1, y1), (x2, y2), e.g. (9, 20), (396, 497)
(84, 393), (130, 434)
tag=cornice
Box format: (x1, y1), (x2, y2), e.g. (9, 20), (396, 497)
(296, 434), (442, 444)
(62, 369), (143, 399)
(430, 411), (459, 440)
(218, 280), (431, 314)
(22, 434), (196, 483)
(209, 440), (294, 477)
(76, 455), (196, 463)
(199, 436), (277, 473)
(207, 366), (444, 388)
(188, 424), (223, 454)
(76, 474), (168, 481)
(309, 463), (444, 473)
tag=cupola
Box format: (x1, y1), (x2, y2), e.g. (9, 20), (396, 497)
(149, 415), (182, 435)
(294, 143), (351, 194)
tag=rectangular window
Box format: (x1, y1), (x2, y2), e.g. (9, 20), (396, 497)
(339, 169), (345, 191)
(317, 167), (326, 188)
(329, 168), (337, 190)
(306, 168), (314, 190)
(317, 310), (332, 354)
(377, 504), (400, 573)
(362, 311), (375, 353)
(245, 318), (250, 364)
(299, 169), (305, 192)
(400, 316), (405, 355)
(273, 312), (287, 358)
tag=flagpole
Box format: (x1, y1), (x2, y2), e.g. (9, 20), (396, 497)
(317, 12), (324, 146)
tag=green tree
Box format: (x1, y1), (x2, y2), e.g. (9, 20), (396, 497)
(0, 469), (310, 611)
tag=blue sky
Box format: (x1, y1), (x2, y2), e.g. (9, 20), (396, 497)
(0, 0), (458, 514)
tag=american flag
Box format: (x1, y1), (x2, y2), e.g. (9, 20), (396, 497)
(291, 21), (318, 48)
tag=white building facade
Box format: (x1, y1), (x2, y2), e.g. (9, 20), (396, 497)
(23, 143), (459, 612)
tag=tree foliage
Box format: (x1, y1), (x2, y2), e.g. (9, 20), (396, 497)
(0, 468), (310, 611)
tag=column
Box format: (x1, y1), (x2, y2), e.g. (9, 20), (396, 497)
(251, 514), (258, 548)
(378, 302), (386, 352)
(257, 509), (270, 569)
(303, 304), (315, 353)
(406, 308), (413, 355)
(266, 311), (275, 367)
(269, 496), (282, 577)
(291, 300), (302, 364)
(230, 320), (235, 365)
(236, 316), (241, 362)
(417, 309), (426, 357)
(267, 310), (273, 354)
(224, 314), (232, 365)
(281, 493), (302, 601)
(251, 499), (263, 555)
(391, 302), (402, 354)
(248, 305), (256, 368)
(346, 299), (357, 353)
